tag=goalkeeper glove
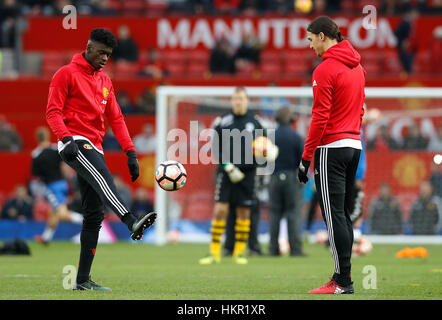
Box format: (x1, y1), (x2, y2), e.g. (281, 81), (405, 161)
(61, 136), (79, 161)
(223, 163), (245, 183)
(298, 158), (310, 184)
(127, 150), (139, 182)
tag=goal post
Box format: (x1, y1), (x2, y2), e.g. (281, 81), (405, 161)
(154, 86), (442, 246)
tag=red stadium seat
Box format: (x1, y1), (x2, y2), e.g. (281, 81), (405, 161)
(161, 50), (187, 63)
(261, 50), (282, 63)
(381, 50), (403, 75)
(109, 0), (122, 11)
(356, 0), (380, 11)
(121, 0), (146, 15)
(41, 51), (65, 78)
(145, 0), (168, 16)
(114, 61), (138, 78)
(363, 60), (381, 77)
(415, 50), (432, 75)
(260, 62), (282, 77)
(340, 0), (355, 13)
(283, 51), (311, 76)
(166, 62), (186, 76)
(189, 50), (209, 63)
(187, 62), (208, 76)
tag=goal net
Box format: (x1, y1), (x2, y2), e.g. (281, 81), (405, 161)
(152, 86), (442, 245)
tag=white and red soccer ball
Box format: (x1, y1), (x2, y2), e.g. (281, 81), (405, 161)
(155, 160), (187, 191)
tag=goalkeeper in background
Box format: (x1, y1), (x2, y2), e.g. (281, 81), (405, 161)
(199, 86), (275, 265)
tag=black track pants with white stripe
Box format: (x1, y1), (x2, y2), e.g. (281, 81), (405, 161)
(60, 140), (130, 221)
(313, 147), (361, 286)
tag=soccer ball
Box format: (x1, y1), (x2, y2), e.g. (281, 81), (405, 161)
(253, 136), (272, 157)
(253, 136), (278, 161)
(155, 160), (187, 191)
(352, 236), (373, 256)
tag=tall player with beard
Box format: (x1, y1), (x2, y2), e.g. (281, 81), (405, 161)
(298, 17), (366, 294)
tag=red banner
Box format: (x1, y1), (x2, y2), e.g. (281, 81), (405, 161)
(23, 16), (442, 52)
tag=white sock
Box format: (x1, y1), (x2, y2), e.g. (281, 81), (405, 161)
(69, 212), (84, 224)
(42, 227), (55, 241)
(353, 228), (362, 243)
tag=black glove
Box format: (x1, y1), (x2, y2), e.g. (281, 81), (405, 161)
(61, 136), (79, 161)
(127, 150), (139, 182)
(298, 158), (311, 184)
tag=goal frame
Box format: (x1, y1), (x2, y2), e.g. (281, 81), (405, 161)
(154, 86), (442, 245)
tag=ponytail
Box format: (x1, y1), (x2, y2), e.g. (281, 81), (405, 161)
(336, 31), (344, 42)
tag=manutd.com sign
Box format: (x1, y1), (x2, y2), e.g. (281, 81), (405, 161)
(24, 16), (441, 51)
(157, 17), (398, 49)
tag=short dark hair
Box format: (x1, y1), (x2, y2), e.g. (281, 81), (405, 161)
(307, 16), (344, 42)
(275, 107), (293, 124)
(90, 28), (117, 49)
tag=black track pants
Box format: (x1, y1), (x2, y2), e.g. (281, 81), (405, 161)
(313, 147), (361, 286)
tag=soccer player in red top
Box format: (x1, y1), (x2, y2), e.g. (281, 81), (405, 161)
(46, 28), (157, 291)
(298, 17), (365, 294)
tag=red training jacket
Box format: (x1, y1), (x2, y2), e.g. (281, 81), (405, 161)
(302, 40), (366, 162)
(46, 52), (135, 153)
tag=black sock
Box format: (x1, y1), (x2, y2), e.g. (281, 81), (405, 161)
(121, 212), (137, 230)
(333, 273), (352, 287)
(76, 228), (99, 284)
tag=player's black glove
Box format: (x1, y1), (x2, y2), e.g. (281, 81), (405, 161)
(127, 150), (139, 182)
(298, 158), (310, 184)
(61, 136), (79, 161)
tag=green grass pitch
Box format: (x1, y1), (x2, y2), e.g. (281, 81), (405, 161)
(0, 241), (441, 300)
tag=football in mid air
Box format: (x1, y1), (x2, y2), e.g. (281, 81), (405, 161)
(155, 160), (187, 191)
(253, 136), (279, 161)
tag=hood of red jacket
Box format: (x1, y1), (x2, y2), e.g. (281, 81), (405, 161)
(321, 40), (361, 68)
(71, 52), (103, 74)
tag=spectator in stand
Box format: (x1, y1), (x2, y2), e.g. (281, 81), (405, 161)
(312, 0), (326, 15)
(402, 123), (428, 150)
(131, 187), (154, 219)
(263, 0), (292, 14)
(0, 115), (22, 151)
(21, 0), (54, 15)
(368, 182), (403, 234)
(394, 8), (419, 75)
(112, 25), (139, 63)
(0, 185), (33, 221)
(429, 161), (442, 198)
(117, 91), (138, 115)
(209, 38), (236, 74)
(133, 123), (156, 154)
(234, 31), (263, 71)
(136, 88), (156, 114)
(366, 124), (399, 151)
(102, 127), (122, 151)
(428, 123), (442, 151)
(52, 0), (74, 15)
(137, 48), (167, 79)
(91, 0), (118, 16)
(409, 180), (441, 235)
(239, 0), (266, 15)
(0, 0), (20, 48)
(213, 0), (241, 14)
(431, 26), (442, 75)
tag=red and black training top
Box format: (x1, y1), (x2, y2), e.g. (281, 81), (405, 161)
(46, 52), (135, 153)
(302, 40), (366, 161)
